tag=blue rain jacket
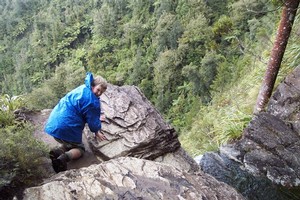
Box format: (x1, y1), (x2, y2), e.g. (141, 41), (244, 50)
(44, 72), (102, 143)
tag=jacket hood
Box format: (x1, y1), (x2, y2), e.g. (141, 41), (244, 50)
(85, 72), (93, 89)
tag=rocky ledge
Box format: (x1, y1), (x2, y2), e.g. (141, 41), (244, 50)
(200, 66), (300, 200)
(23, 157), (244, 200)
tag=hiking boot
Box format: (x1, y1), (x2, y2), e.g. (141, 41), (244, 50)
(52, 154), (69, 173)
(49, 148), (64, 161)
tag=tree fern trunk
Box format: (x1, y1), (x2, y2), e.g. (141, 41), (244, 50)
(254, 0), (300, 114)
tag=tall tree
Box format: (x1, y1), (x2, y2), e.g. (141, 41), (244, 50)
(254, 0), (300, 114)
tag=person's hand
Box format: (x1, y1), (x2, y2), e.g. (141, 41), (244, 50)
(100, 114), (106, 122)
(95, 131), (107, 141)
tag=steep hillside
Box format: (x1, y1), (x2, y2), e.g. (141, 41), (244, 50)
(1, 0), (299, 155)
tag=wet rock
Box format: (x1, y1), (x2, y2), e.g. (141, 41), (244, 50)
(200, 149), (299, 200)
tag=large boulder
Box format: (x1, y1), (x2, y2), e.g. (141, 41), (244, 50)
(87, 84), (180, 161)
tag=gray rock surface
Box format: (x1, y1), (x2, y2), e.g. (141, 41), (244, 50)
(87, 84), (181, 161)
(200, 66), (300, 199)
(200, 150), (292, 200)
(268, 66), (300, 123)
(23, 157), (245, 200)
(235, 112), (300, 187)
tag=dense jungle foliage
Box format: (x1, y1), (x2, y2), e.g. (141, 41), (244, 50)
(1, 1), (300, 190)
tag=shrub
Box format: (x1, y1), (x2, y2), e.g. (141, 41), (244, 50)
(0, 124), (48, 196)
(25, 86), (59, 110)
(0, 94), (49, 196)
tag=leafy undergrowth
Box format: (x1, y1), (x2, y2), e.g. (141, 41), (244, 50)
(0, 123), (49, 199)
(0, 94), (49, 199)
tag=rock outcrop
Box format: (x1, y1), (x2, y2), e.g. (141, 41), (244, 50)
(87, 84), (180, 161)
(233, 112), (300, 187)
(21, 84), (244, 199)
(23, 157), (244, 200)
(200, 66), (300, 200)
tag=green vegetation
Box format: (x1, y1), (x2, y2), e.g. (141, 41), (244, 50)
(0, 0), (298, 159)
(0, 94), (48, 193)
(0, 124), (48, 184)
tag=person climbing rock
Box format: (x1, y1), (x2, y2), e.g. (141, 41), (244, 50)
(44, 72), (108, 173)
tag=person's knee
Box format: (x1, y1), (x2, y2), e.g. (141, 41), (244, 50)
(67, 148), (84, 160)
(77, 148), (85, 157)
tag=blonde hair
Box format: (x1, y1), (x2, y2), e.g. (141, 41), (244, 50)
(92, 76), (108, 90)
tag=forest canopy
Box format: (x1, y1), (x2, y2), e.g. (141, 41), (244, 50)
(0, 0), (299, 155)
